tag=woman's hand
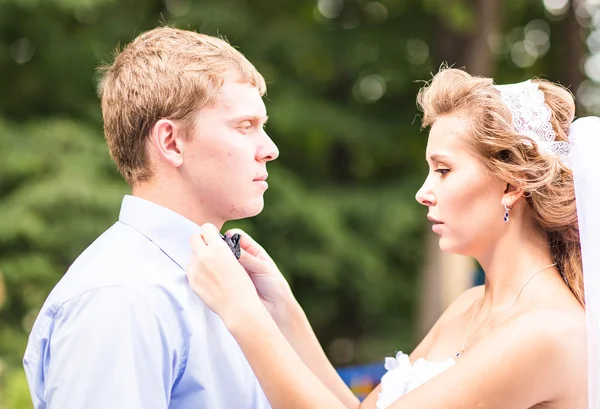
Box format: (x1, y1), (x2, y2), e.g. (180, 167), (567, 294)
(224, 228), (299, 325)
(187, 223), (265, 326)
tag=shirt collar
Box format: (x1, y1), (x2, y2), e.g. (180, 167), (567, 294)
(118, 195), (202, 270)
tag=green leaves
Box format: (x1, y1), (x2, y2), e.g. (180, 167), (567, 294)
(0, 0), (581, 405)
(0, 119), (125, 367)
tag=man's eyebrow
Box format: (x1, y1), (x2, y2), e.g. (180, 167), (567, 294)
(231, 115), (269, 124)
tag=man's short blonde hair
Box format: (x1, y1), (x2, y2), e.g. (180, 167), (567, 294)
(98, 27), (267, 185)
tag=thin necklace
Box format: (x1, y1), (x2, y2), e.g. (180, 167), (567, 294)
(455, 263), (557, 358)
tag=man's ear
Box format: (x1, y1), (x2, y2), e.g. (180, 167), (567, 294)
(149, 119), (184, 168)
(502, 183), (525, 209)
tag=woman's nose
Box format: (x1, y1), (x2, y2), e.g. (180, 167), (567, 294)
(415, 178), (436, 207)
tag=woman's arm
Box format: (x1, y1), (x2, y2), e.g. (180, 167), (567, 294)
(189, 225), (360, 408)
(277, 298), (361, 408)
(227, 300), (572, 409)
(187, 224), (576, 409)
(383, 308), (578, 409)
(226, 302), (358, 409)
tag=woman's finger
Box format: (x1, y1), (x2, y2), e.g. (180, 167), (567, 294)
(200, 223), (226, 246)
(190, 234), (208, 254)
(238, 248), (267, 273)
(225, 228), (270, 260)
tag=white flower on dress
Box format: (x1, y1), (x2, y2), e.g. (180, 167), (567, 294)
(375, 352), (455, 409)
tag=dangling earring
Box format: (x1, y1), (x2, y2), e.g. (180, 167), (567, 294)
(503, 204), (511, 223)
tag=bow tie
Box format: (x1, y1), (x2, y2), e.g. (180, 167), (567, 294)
(220, 233), (241, 259)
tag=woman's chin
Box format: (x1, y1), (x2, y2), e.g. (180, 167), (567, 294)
(438, 237), (469, 256)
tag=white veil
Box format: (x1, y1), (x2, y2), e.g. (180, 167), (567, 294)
(570, 116), (600, 409)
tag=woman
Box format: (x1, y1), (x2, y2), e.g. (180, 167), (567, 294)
(186, 68), (589, 408)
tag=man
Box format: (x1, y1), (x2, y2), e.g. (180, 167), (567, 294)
(23, 26), (278, 409)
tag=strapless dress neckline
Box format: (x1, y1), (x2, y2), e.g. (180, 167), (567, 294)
(375, 351), (455, 409)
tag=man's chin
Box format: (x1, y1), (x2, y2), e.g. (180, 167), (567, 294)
(228, 200), (265, 220)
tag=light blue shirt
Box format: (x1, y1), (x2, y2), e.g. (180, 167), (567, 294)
(23, 195), (271, 409)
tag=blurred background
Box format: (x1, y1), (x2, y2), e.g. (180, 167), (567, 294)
(0, 0), (598, 406)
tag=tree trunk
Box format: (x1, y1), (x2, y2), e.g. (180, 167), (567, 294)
(466, 0), (502, 76)
(565, 0), (585, 112)
(432, 0), (502, 77)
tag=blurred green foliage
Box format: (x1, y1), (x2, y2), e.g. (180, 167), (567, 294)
(0, 0), (585, 407)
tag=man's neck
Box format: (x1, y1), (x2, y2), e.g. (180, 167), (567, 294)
(132, 182), (225, 230)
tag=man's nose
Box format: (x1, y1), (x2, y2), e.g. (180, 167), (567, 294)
(257, 131), (279, 162)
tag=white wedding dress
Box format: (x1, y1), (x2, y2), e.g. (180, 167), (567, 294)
(375, 352), (455, 409)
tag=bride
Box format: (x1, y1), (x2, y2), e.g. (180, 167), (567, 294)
(185, 68), (594, 408)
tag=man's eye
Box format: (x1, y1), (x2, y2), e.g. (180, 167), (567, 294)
(238, 122), (252, 132)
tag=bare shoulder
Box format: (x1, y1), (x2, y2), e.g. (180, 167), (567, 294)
(438, 285), (485, 323)
(510, 303), (586, 356)
(410, 286), (484, 360)
(494, 303), (587, 401)
(395, 302), (586, 409)
(521, 302), (585, 328)
(424, 285), (485, 336)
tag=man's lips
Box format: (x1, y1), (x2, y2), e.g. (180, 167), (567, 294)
(427, 215), (443, 224)
(253, 173), (268, 182)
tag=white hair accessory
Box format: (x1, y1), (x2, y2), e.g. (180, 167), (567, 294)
(494, 80), (571, 167)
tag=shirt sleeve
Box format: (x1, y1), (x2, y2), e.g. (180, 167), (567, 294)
(42, 286), (185, 409)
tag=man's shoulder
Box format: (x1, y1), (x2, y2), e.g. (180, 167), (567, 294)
(74, 221), (179, 274)
(72, 221), (164, 268)
(45, 222), (187, 313)
(26, 219), (195, 359)
(28, 267), (191, 360)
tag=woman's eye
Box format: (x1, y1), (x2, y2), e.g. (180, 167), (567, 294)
(435, 168), (450, 176)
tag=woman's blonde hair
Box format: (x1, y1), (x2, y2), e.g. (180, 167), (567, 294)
(417, 68), (583, 306)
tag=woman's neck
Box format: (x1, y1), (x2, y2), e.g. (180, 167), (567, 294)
(476, 224), (557, 311)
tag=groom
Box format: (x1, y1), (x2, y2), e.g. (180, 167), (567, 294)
(23, 27), (278, 409)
